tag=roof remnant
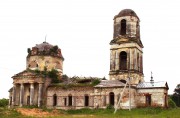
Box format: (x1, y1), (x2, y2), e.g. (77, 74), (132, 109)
(137, 81), (168, 89)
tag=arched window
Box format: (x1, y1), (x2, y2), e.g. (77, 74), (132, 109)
(109, 92), (114, 106)
(53, 94), (57, 106)
(68, 94), (72, 106)
(84, 95), (89, 107)
(120, 19), (126, 35)
(119, 51), (127, 70)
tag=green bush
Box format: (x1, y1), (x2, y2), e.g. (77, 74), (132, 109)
(92, 79), (100, 86)
(0, 98), (9, 107)
(168, 98), (177, 108)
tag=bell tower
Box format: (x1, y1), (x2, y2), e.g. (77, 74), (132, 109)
(109, 9), (144, 85)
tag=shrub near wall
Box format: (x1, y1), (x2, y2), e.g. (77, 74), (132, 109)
(0, 98), (8, 107)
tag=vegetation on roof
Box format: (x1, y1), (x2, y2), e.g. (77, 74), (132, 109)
(27, 68), (61, 83)
(49, 77), (101, 89)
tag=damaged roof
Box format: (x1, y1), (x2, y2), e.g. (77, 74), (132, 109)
(137, 81), (169, 89)
(95, 80), (125, 88)
(114, 9), (139, 20)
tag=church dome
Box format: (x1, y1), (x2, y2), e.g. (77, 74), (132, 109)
(114, 9), (139, 20)
(27, 42), (64, 59)
(34, 42), (53, 52)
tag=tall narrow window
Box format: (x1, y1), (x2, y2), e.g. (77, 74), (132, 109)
(27, 96), (30, 106)
(64, 98), (67, 106)
(103, 96), (106, 106)
(53, 94), (57, 106)
(120, 19), (126, 35)
(164, 94), (168, 108)
(119, 51), (127, 70)
(109, 92), (114, 106)
(68, 95), (72, 106)
(137, 53), (139, 71)
(84, 95), (89, 106)
(146, 95), (151, 106)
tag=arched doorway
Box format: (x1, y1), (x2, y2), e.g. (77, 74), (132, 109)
(120, 19), (126, 35)
(53, 94), (57, 106)
(119, 51), (127, 70)
(109, 92), (114, 106)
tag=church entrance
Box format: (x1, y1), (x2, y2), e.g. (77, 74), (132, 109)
(109, 92), (114, 106)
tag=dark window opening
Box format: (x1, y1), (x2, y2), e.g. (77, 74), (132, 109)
(146, 95), (151, 106)
(120, 19), (126, 35)
(85, 95), (89, 106)
(119, 51), (127, 70)
(165, 94), (168, 108)
(109, 92), (114, 106)
(137, 53), (139, 71)
(27, 96), (30, 106)
(10, 97), (12, 105)
(103, 96), (106, 106)
(68, 95), (72, 106)
(64, 98), (67, 106)
(53, 94), (57, 106)
(36, 64), (38, 67)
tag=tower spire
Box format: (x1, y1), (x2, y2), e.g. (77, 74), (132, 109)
(44, 35), (47, 43)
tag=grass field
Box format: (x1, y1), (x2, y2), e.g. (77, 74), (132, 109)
(0, 107), (180, 118)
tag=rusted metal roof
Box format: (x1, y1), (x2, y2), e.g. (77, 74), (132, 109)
(114, 9), (139, 20)
(137, 81), (168, 89)
(95, 80), (125, 88)
(34, 42), (53, 51)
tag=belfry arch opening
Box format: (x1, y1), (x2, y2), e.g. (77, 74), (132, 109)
(119, 51), (127, 70)
(120, 19), (126, 35)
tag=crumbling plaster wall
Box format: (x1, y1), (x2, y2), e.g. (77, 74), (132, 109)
(27, 56), (63, 75)
(94, 87), (137, 109)
(47, 86), (94, 110)
(136, 88), (168, 107)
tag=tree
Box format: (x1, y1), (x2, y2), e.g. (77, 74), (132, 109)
(171, 84), (180, 107)
(0, 98), (9, 107)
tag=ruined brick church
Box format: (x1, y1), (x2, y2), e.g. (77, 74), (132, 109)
(9, 9), (169, 109)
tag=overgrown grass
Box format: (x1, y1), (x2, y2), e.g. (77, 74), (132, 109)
(1, 107), (180, 118)
(0, 107), (26, 118)
(66, 107), (180, 118)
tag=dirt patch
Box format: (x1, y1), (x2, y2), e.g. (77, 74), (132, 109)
(17, 108), (61, 117)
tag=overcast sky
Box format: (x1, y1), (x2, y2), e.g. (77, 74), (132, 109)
(0, 0), (180, 98)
